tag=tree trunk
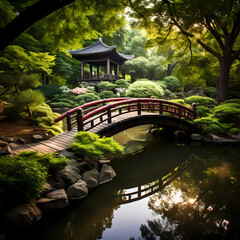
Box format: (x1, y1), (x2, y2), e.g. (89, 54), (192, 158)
(217, 58), (231, 103)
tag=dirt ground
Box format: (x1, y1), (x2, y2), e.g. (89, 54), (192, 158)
(0, 114), (48, 144)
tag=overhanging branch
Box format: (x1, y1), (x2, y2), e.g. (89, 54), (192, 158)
(197, 39), (222, 60)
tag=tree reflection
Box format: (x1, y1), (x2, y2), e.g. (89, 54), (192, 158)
(132, 152), (240, 240)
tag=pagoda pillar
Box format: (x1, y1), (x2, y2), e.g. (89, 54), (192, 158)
(97, 66), (100, 78)
(107, 56), (110, 75)
(90, 63), (92, 79)
(81, 60), (84, 80)
(116, 64), (119, 77)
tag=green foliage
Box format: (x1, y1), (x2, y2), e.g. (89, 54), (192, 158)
(70, 132), (124, 160)
(126, 80), (164, 98)
(97, 82), (116, 91)
(163, 76), (180, 92)
(115, 79), (130, 89)
(196, 106), (212, 117)
(3, 89), (45, 118)
(203, 124), (223, 134)
(37, 84), (63, 99)
(0, 151), (67, 206)
(75, 93), (100, 104)
(213, 102), (240, 123)
(99, 90), (117, 99)
(169, 99), (191, 108)
(184, 96), (217, 107)
(229, 128), (240, 135)
(204, 87), (217, 98)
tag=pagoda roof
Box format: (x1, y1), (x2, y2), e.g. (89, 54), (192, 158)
(69, 38), (134, 64)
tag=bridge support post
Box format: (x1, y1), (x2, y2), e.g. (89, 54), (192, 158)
(77, 108), (84, 131)
(137, 99), (141, 115)
(67, 112), (72, 131)
(107, 106), (112, 124)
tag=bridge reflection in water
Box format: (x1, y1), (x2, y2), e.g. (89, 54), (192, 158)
(116, 156), (193, 204)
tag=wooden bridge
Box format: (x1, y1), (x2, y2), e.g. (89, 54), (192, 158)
(116, 156), (193, 204)
(11, 98), (196, 154)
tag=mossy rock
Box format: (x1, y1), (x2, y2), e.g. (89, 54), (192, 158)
(184, 96), (217, 107)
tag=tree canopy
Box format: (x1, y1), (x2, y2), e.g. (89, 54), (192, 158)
(129, 0), (240, 103)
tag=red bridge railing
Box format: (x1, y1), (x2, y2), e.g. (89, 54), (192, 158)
(54, 98), (196, 132)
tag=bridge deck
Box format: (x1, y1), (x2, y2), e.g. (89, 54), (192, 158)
(11, 111), (149, 154)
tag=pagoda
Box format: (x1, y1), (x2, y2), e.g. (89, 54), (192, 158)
(69, 38), (134, 84)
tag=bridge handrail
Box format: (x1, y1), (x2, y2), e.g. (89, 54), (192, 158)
(54, 97), (196, 131)
(54, 98), (128, 123)
(82, 98), (195, 121)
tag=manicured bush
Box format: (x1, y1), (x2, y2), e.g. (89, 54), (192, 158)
(126, 80), (164, 98)
(169, 99), (191, 108)
(70, 131), (124, 160)
(36, 84), (63, 99)
(97, 82), (116, 91)
(213, 102), (240, 123)
(99, 90), (117, 99)
(163, 76), (180, 92)
(184, 96), (217, 107)
(204, 87), (217, 98)
(196, 106), (212, 117)
(75, 93), (100, 104)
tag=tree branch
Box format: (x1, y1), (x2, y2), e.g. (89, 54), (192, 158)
(204, 18), (225, 51)
(0, 0), (75, 51)
(197, 39), (222, 60)
(128, 0), (145, 19)
(231, 48), (240, 63)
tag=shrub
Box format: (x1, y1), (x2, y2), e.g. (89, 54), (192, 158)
(97, 82), (116, 91)
(196, 106), (212, 117)
(115, 79), (130, 89)
(0, 151), (67, 207)
(204, 87), (217, 98)
(213, 102), (240, 123)
(229, 128), (240, 135)
(126, 80), (164, 98)
(184, 96), (217, 107)
(99, 90), (117, 99)
(70, 132), (124, 160)
(169, 99), (191, 108)
(163, 76), (180, 92)
(75, 93), (100, 104)
(36, 84), (63, 99)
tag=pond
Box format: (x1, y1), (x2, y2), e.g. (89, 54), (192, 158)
(12, 125), (240, 240)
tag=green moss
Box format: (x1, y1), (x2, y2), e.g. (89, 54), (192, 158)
(203, 124), (223, 134)
(204, 87), (217, 98)
(169, 99), (191, 108)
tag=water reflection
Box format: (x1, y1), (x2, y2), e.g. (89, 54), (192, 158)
(8, 126), (240, 240)
(132, 151), (240, 240)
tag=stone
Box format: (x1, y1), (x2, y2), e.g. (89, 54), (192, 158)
(99, 159), (111, 164)
(43, 183), (53, 193)
(99, 164), (114, 185)
(5, 203), (42, 229)
(37, 189), (69, 211)
(68, 159), (81, 169)
(58, 150), (75, 158)
(78, 161), (95, 172)
(82, 168), (99, 189)
(0, 140), (8, 147)
(9, 142), (19, 148)
(58, 166), (81, 185)
(1, 137), (14, 143)
(191, 133), (202, 141)
(0, 146), (12, 155)
(17, 138), (25, 145)
(32, 134), (43, 142)
(66, 179), (88, 200)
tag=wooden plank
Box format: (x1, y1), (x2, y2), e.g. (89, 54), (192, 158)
(40, 142), (66, 151)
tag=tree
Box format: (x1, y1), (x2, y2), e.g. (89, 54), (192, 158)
(0, 0), (128, 51)
(129, 0), (240, 103)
